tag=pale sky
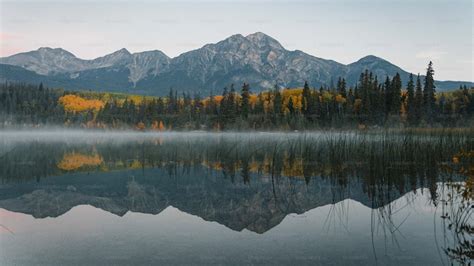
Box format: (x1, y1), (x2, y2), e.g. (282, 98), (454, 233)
(0, 0), (472, 81)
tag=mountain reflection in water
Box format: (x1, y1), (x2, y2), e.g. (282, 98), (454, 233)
(0, 131), (472, 265)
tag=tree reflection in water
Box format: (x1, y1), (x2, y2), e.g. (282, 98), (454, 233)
(0, 130), (472, 263)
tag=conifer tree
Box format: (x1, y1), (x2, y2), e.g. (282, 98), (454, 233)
(167, 88), (176, 114)
(272, 85), (282, 118)
(414, 74), (423, 123)
(240, 83), (250, 119)
(384, 76), (392, 117)
(302, 81), (310, 116)
(406, 73), (416, 125)
(423, 61), (437, 123)
(337, 77), (347, 97)
(287, 97), (295, 117)
(222, 84), (237, 124)
(390, 73), (402, 116)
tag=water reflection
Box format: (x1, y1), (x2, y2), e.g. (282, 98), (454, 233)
(0, 131), (472, 265)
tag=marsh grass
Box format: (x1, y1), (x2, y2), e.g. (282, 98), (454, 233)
(1, 129), (472, 187)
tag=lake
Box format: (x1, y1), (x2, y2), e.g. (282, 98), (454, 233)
(0, 130), (472, 265)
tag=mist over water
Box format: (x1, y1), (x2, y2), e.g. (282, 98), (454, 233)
(0, 129), (354, 143)
(0, 129), (472, 265)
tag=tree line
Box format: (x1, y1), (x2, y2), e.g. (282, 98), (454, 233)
(1, 62), (473, 130)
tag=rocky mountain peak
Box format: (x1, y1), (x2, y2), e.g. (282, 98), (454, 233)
(90, 48), (133, 68)
(224, 33), (246, 42)
(36, 47), (77, 58)
(207, 34), (249, 52)
(128, 50), (171, 84)
(353, 55), (386, 64)
(114, 48), (131, 56)
(0, 33), (471, 93)
(245, 32), (284, 51)
(132, 50), (169, 59)
(101, 48), (132, 59)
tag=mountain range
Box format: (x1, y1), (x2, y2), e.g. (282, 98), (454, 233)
(0, 32), (471, 95)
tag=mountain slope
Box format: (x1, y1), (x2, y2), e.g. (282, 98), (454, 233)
(142, 33), (347, 93)
(345, 55), (472, 92)
(0, 47), (89, 75)
(0, 32), (471, 95)
(0, 63), (135, 92)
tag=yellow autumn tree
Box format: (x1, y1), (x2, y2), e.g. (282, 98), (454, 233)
(249, 94), (258, 107)
(59, 94), (104, 113)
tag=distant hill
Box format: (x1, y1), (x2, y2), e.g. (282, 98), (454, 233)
(1, 32), (472, 95)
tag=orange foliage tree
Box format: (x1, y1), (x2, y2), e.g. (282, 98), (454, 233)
(59, 94), (104, 113)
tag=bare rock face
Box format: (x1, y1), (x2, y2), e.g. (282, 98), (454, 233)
(128, 50), (170, 84)
(0, 47), (89, 75)
(0, 32), (471, 94)
(149, 32), (346, 92)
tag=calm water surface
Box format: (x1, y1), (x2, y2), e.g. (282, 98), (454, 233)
(0, 131), (472, 265)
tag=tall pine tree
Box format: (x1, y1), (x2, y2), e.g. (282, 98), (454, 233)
(240, 83), (250, 119)
(414, 74), (423, 124)
(423, 61), (437, 123)
(406, 73), (416, 125)
(390, 73), (402, 116)
(273, 85), (283, 119)
(302, 81), (311, 119)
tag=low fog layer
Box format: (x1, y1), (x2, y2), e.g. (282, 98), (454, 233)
(0, 129), (359, 145)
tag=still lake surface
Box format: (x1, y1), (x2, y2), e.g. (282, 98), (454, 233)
(0, 130), (472, 265)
